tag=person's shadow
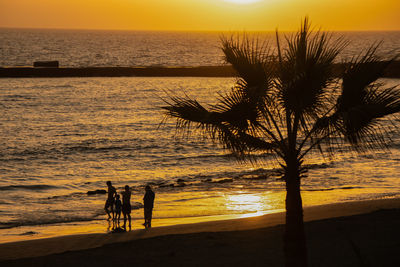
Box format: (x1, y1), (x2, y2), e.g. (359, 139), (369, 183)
(107, 219), (116, 232)
(107, 219), (127, 233)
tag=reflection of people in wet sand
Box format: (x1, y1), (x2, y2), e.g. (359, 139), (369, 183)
(143, 185), (155, 228)
(121, 185), (132, 230)
(114, 194), (122, 226)
(105, 181), (116, 219)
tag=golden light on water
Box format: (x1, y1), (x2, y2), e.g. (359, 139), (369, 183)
(225, 193), (286, 218)
(226, 194), (264, 212)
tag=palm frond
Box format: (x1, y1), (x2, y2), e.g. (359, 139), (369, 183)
(221, 33), (272, 88)
(324, 43), (400, 149)
(211, 83), (272, 131)
(162, 94), (278, 155)
(216, 34), (277, 132)
(339, 85), (400, 147)
(313, 85), (400, 153)
(276, 17), (346, 122)
(162, 95), (214, 125)
(338, 43), (396, 111)
(217, 125), (279, 156)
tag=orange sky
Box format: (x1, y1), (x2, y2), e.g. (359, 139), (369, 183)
(1, 0), (399, 31)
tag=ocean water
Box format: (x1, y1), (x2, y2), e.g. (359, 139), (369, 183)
(0, 29), (400, 242)
(1, 29), (400, 67)
(1, 76), (400, 242)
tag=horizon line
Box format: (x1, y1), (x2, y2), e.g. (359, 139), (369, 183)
(1, 26), (400, 33)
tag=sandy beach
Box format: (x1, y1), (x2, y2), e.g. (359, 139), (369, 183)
(1, 198), (399, 266)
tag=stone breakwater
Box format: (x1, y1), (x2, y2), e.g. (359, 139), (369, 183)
(1, 61), (400, 78)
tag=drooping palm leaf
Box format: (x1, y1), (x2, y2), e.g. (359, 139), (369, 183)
(162, 94), (278, 155)
(162, 95), (215, 126)
(312, 85), (400, 154)
(321, 44), (400, 149)
(219, 34), (276, 132)
(216, 124), (279, 157)
(338, 43), (395, 111)
(338, 85), (400, 148)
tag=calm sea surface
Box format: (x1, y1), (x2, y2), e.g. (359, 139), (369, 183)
(0, 29), (400, 242)
(1, 29), (400, 67)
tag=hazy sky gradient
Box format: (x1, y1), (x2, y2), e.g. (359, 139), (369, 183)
(1, 0), (399, 31)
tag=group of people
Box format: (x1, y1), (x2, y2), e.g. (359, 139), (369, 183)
(104, 181), (155, 230)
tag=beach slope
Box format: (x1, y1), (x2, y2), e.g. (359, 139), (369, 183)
(1, 198), (399, 266)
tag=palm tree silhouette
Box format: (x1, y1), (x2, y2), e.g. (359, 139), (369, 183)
(162, 18), (400, 267)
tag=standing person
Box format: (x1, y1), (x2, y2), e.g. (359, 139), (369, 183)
(121, 185), (132, 230)
(114, 194), (122, 226)
(143, 185), (155, 228)
(105, 181), (116, 220)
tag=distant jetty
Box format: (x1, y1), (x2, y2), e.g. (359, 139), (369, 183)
(33, 61), (59, 68)
(1, 61), (400, 78)
(0, 66), (236, 78)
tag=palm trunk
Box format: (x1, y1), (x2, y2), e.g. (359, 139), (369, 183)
(284, 164), (308, 267)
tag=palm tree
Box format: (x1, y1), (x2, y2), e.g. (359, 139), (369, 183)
(161, 18), (400, 267)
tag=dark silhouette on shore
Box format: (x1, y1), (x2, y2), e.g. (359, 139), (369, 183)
(162, 17), (400, 267)
(114, 194), (122, 226)
(143, 185), (155, 228)
(105, 181), (116, 220)
(122, 185), (132, 230)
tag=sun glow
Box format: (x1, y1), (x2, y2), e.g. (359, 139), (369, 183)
(223, 0), (261, 4)
(1, 0), (399, 31)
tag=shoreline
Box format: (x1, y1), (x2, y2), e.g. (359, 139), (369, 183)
(0, 210), (283, 245)
(1, 197), (399, 262)
(1, 61), (400, 78)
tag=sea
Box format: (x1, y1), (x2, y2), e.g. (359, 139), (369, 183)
(1, 29), (400, 243)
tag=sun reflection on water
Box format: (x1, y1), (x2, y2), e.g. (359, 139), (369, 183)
(224, 192), (287, 218)
(225, 193), (268, 218)
(226, 194), (263, 211)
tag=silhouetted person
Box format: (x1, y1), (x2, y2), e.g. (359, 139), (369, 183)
(105, 181), (116, 219)
(121, 185), (132, 230)
(143, 185), (155, 228)
(115, 194), (122, 225)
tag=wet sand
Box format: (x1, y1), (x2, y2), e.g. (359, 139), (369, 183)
(0, 198), (399, 266)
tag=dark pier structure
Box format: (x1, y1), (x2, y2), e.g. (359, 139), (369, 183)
(1, 61), (400, 78)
